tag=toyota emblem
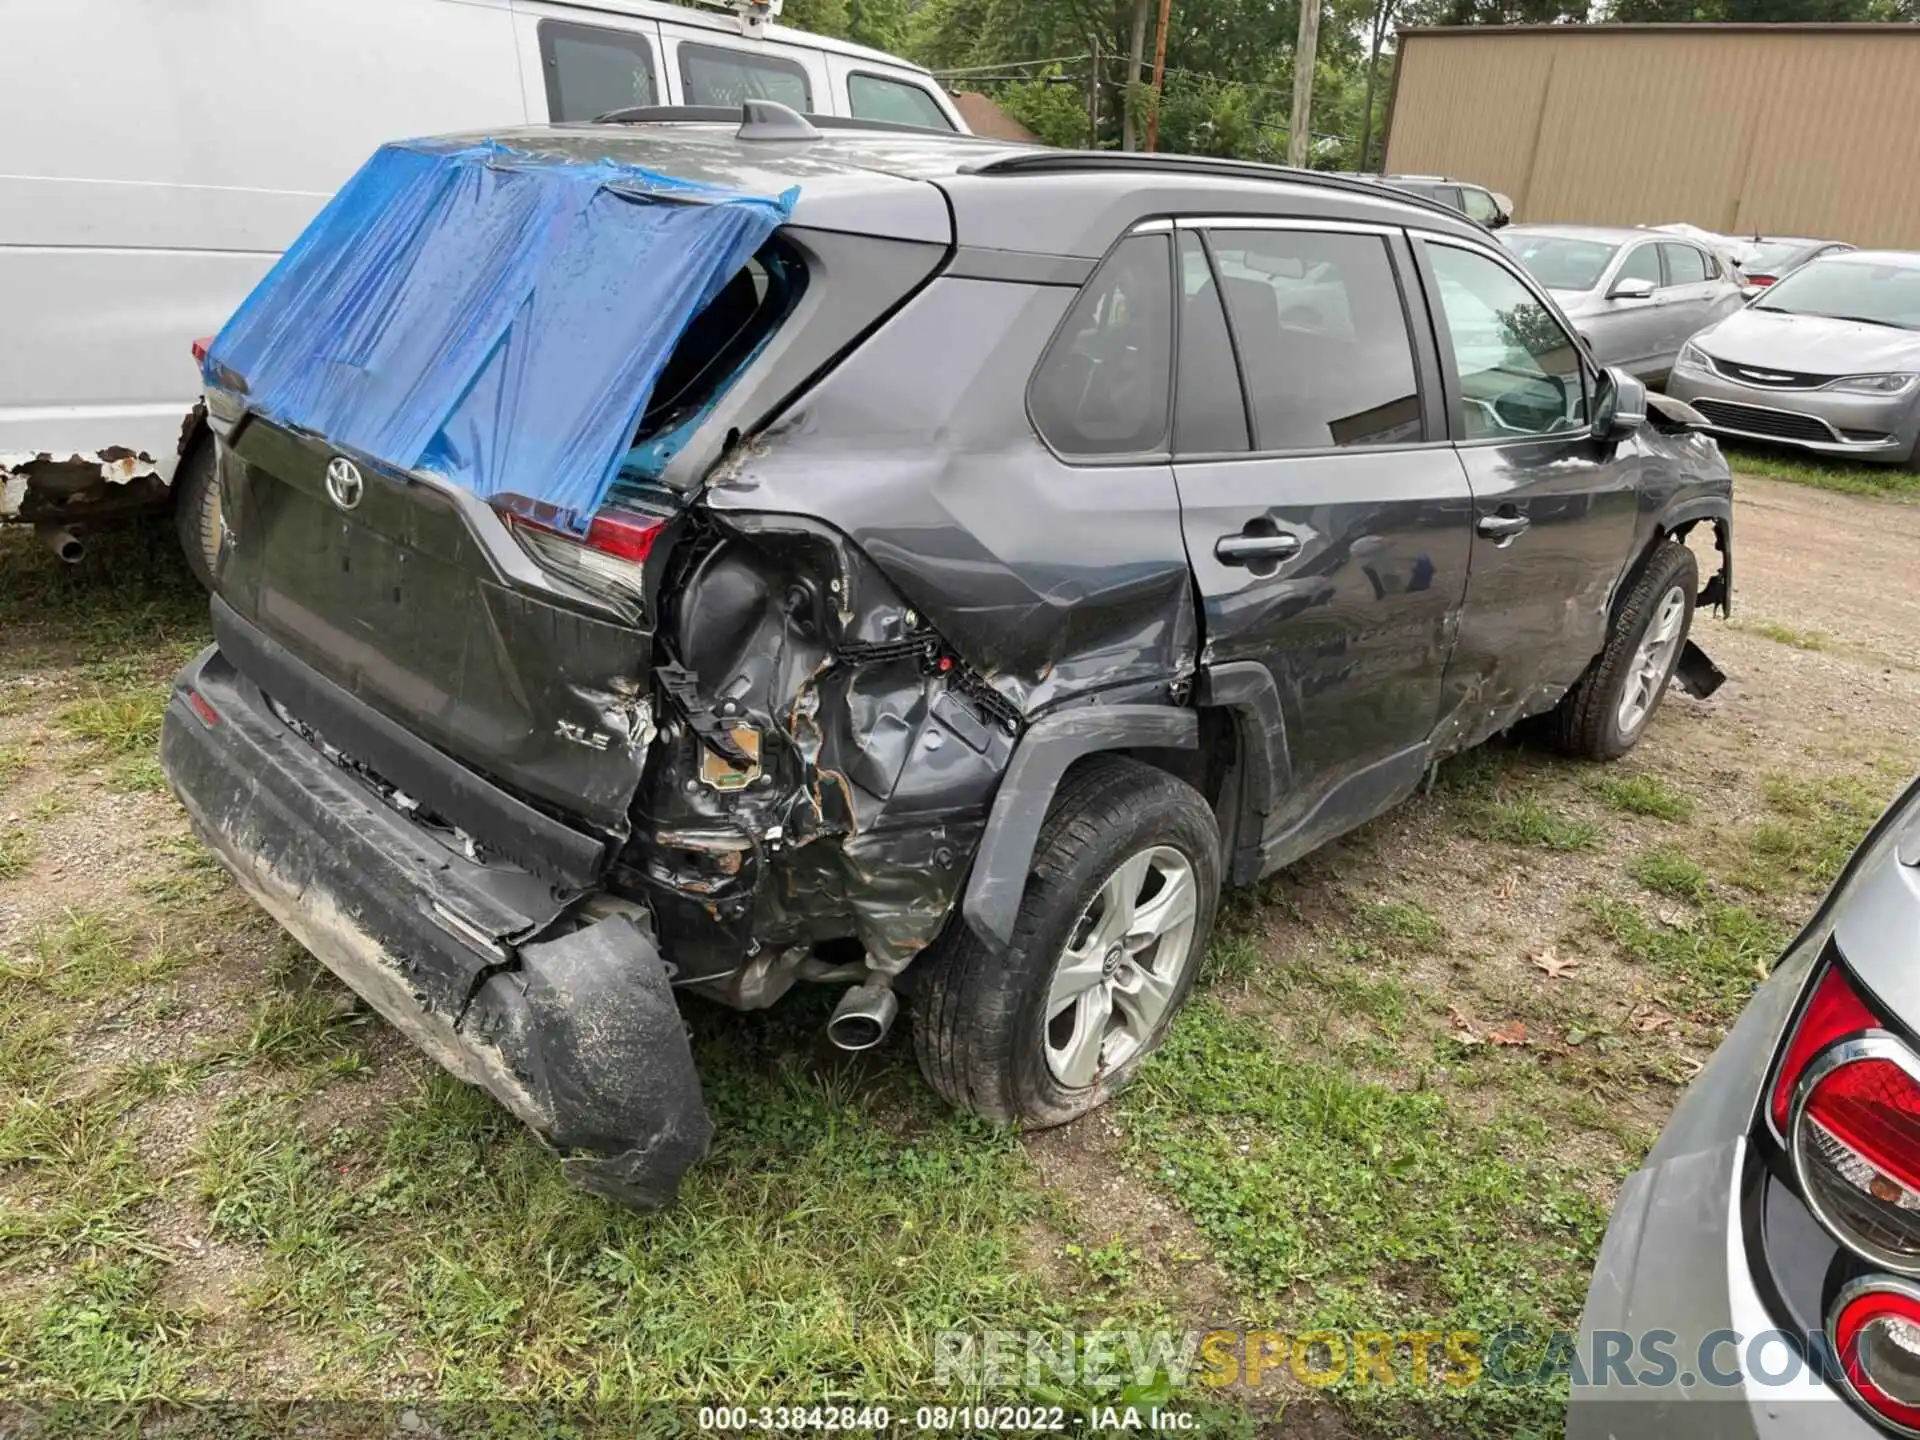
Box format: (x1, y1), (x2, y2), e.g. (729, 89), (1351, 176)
(325, 456), (365, 511)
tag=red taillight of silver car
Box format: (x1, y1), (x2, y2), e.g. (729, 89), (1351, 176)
(1831, 1277), (1920, 1435)
(1770, 961), (1920, 1273)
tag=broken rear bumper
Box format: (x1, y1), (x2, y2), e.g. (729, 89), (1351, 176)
(159, 644), (712, 1208)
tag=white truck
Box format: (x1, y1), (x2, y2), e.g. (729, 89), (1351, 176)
(1, 0), (963, 578)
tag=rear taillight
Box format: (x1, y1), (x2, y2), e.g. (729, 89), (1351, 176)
(1773, 962), (1920, 1271)
(1831, 1278), (1920, 1433)
(191, 335), (214, 365)
(492, 493), (666, 616)
(1772, 963), (1882, 1131)
(1748, 274), (1777, 287)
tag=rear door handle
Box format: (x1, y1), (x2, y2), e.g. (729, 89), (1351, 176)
(1476, 512), (1531, 541)
(1215, 532), (1302, 565)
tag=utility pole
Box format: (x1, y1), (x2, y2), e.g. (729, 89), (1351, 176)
(1123, 0), (1149, 149)
(1286, 0), (1322, 169)
(1145, 0), (1173, 152)
(1087, 33), (1100, 147)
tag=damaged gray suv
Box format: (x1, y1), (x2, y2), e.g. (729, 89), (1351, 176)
(162, 105), (1736, 1208)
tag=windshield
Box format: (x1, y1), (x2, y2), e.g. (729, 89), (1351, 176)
(1497, 234), (1618, 292)
(1755, 260), (1920, 330)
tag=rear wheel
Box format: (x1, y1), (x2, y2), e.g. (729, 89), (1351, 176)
(911, 756), (1220, 1128)
(172, 434), (220, 592)
(1554, 539), (1697, 760)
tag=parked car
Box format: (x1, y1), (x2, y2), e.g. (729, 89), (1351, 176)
(1570, 775), (1920, 1439)
(1735, 235), (1859, 298)
(0, 0), (963, 582)
(162, 115), (1735, 1208)
(1668, 251), (1920, 468)
(1357, 173), (1513, 229)
(1498, 224), (1747, 383)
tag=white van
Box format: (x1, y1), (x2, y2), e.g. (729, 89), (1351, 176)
(0, 0), (963, 576)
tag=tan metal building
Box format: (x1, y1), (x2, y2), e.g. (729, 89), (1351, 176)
(1383, 24), (1920, 248)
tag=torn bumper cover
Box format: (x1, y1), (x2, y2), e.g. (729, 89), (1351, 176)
(160, 644), (711, 1208)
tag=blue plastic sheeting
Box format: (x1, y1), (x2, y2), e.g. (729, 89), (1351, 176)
(206, 138), (795, 530)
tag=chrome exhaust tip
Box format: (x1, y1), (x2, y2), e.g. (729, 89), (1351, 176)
(826, 982), (898, 1052)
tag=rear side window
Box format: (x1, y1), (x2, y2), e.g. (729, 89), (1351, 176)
(679, 43), (811, 111)
(1207, 228), (1422, 451)
(1173, 231), (1249, 454)
(1029, 233), (1173, 458)
(1661, 243), (1707, 285)
(848, 72), (953, 129)
(609, 238), (808, 501)
(540, 21), (657, 121)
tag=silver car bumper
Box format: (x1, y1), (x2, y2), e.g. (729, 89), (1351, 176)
(1568, 1135), (1870, 1439)
(1666, 359), (1920, 464)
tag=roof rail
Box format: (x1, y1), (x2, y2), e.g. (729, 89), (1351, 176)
(964, 151), (1469, 225)
(675, 0), (783, 38)
(591, 102), (1000, 142)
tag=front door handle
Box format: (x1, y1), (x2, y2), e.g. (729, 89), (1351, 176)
(1215, 532), (1302, 565)
(1476, 512), (1531, 542)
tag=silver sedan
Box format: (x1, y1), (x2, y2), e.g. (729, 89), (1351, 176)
(1499, 224), (1746, 383)
(1668, 251), (1920, 468)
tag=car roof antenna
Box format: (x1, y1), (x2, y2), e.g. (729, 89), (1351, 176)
(737, 98), (821, 143)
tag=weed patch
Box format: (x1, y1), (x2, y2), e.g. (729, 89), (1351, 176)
(1583, 772), (1693, 822)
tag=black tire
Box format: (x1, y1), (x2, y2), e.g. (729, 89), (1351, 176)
(912, 756), (1221, 1128)
(1554, 539), (1698, 761)
(172, 434), (220, 592)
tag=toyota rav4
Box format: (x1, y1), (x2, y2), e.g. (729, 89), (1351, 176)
(162, 105), (1735, 1208)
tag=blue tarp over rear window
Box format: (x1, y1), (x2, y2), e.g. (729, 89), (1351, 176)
(205, 138), (795, 531)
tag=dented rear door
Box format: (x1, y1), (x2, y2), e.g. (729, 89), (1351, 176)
(217, 418), (657, 839)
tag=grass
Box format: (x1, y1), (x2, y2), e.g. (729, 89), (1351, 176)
(1122, 1000), (1607, 1433)
(1738, 771), (1887, 891)
(1582, 771), (1694, 822)
(1629, 845), (1711, 903)
(60, 691), (169, 760)
(1, 911), (183, 1000)
(1742, 620), (1828, 652)
(1464, 796), (1601, 852)
(1353, 898), (1446, 953)
(0, 744), (28, 790)
(1726, 444), (1920, 500)
(0, 825), (35, 881)
(1586, 895), (1786, 1018)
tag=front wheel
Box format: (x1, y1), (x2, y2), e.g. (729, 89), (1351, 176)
(911, 756), (1221, 1128)
(1554, 539), (1698, 760)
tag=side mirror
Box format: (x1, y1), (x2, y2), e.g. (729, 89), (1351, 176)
(1593, 366), (1647, 441)
(1608, 276), (1656, 301)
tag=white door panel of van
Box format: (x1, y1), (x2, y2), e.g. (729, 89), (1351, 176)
(0, 251), (275, 479)
(1, 0), (528, 490)
(822, 53), (963, 131)
(656, 24), (832, 114)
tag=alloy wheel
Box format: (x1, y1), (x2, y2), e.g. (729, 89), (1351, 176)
(1616, 584), (1688, 736)
(1043, 845), (1199, 1088)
